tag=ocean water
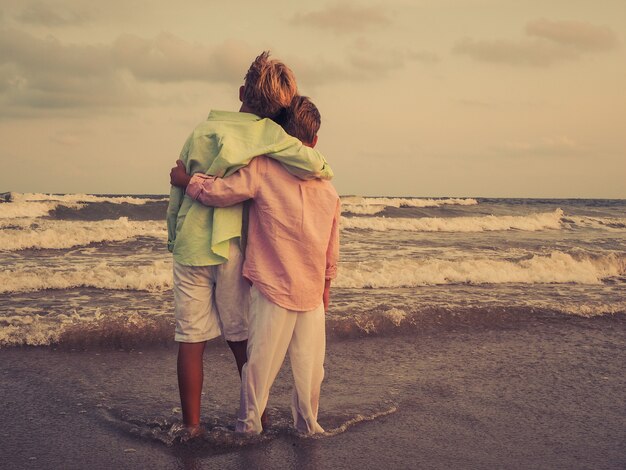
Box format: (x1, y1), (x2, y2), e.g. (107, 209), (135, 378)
(1, 192), (625, 465)
(1, 192), (625, 348)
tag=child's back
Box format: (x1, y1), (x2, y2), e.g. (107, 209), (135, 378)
(184, 95), (340, 435)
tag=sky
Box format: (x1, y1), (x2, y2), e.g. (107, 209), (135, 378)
(0, 0), (624, 197)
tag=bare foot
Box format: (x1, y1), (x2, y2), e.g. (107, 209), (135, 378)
(186, 424), (206, 439)
(170, 423), (206, 442)
(170, 423), (206, 443)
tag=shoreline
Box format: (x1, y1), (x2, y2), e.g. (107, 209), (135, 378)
(2, 313), (625, 469)
(4, 304), (625, 350)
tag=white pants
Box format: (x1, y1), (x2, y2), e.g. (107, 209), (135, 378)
(236, 286), (326, 435)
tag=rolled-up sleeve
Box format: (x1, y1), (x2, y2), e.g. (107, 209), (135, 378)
(325, 199), (341, 280)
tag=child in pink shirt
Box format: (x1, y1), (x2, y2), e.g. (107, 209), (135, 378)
(171, 96), (340, 434)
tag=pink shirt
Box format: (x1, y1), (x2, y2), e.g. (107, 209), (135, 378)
(186, 156), (340, 311)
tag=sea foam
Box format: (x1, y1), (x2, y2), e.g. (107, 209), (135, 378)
(3, 251), (623, 295)
(1, 218), (166, 251)
(335, 251), (625, 288)
(3, 300), (624, 347)
(341, 196), (478, 208)
(342, 197), (471, 214)
(342, 205), (386, 215)
(568, 215), (626, 231)
(15, 192), (167, 205)
(0, 310), (174, 347)
(0, 193), (166, 219)
(341, 209), (564, 232)
(0, 201), (83, 219)
(0, 261), (173, 294)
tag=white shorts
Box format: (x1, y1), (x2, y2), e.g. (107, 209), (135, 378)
(173, 240), (249, 343)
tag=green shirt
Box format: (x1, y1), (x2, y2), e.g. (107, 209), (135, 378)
(166, 110), (333, 266)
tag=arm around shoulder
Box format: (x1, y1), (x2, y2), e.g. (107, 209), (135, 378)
(186, 158), (262, 208)
(267, 131), (333, 181)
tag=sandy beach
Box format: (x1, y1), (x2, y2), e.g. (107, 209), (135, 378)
(2, 310), (624, 469)
(3, 0), (625, 466)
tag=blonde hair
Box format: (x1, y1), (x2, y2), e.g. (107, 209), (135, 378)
(277, 96), (321, 144)
(242, 51), (298, 119)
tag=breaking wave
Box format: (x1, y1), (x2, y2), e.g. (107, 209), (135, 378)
(3, 302), (624, 348)
(342, 196), (477, 207)
(0, 200), (83, 219)
(341, 197), (478, 215)
(1, 217), (166, 251)
(14, 192), (167, 205)
(0, 310), (175, 348)
(341, 209), (564, 232)
(0, 193), (167, 219)
(3, 251), (623, 295)
(342, 205), (386, 215)
(567, 215), (626, 231)
(335, 251), (625, 288)
(0, 261), (172, 294)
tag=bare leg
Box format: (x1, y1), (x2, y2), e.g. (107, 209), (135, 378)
(227, 339), (248, 377)
(177, 341), (206, 428)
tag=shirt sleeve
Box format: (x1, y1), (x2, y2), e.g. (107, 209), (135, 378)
(166, 133), (192, 252)
(325, 198), (341, 280)
(205, 119), (333, 181)
(267, 135), (334, 181)
(186, 158), (261, 208)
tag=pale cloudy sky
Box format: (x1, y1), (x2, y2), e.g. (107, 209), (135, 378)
(0, 0), (624, 197)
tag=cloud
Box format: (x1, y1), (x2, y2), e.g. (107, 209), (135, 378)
(16, 2), (89, 26)
(50, 129), (89, 145)
(0, 28), (257, 117)
(0, 28), (141, 116)
(3, 72), (148, 114)
(526, 19), (619, 51)
(407, 50), (439, 64)
(494, 136), (583, 158)
(291, 37), (438, 87)
(111, 34), (253, 83)
(348, 48), (437, 75)
(453, 38), (578, 66)
(292, 2), (391, 34)
(454, 19), (619, 66)
(291, 49), (436, 87)
(0, 28), (254, 83)
(0, 27), (438, 115)
(0, 28), (110, 77)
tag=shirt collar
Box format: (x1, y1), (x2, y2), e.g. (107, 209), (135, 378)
(207, 110), (261, 122)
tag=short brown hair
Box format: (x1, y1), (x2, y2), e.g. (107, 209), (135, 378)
(242, 51), (298, 119)
(276, 95), (321, 144)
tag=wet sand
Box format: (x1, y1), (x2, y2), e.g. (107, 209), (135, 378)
(1, 312), (625, 469)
